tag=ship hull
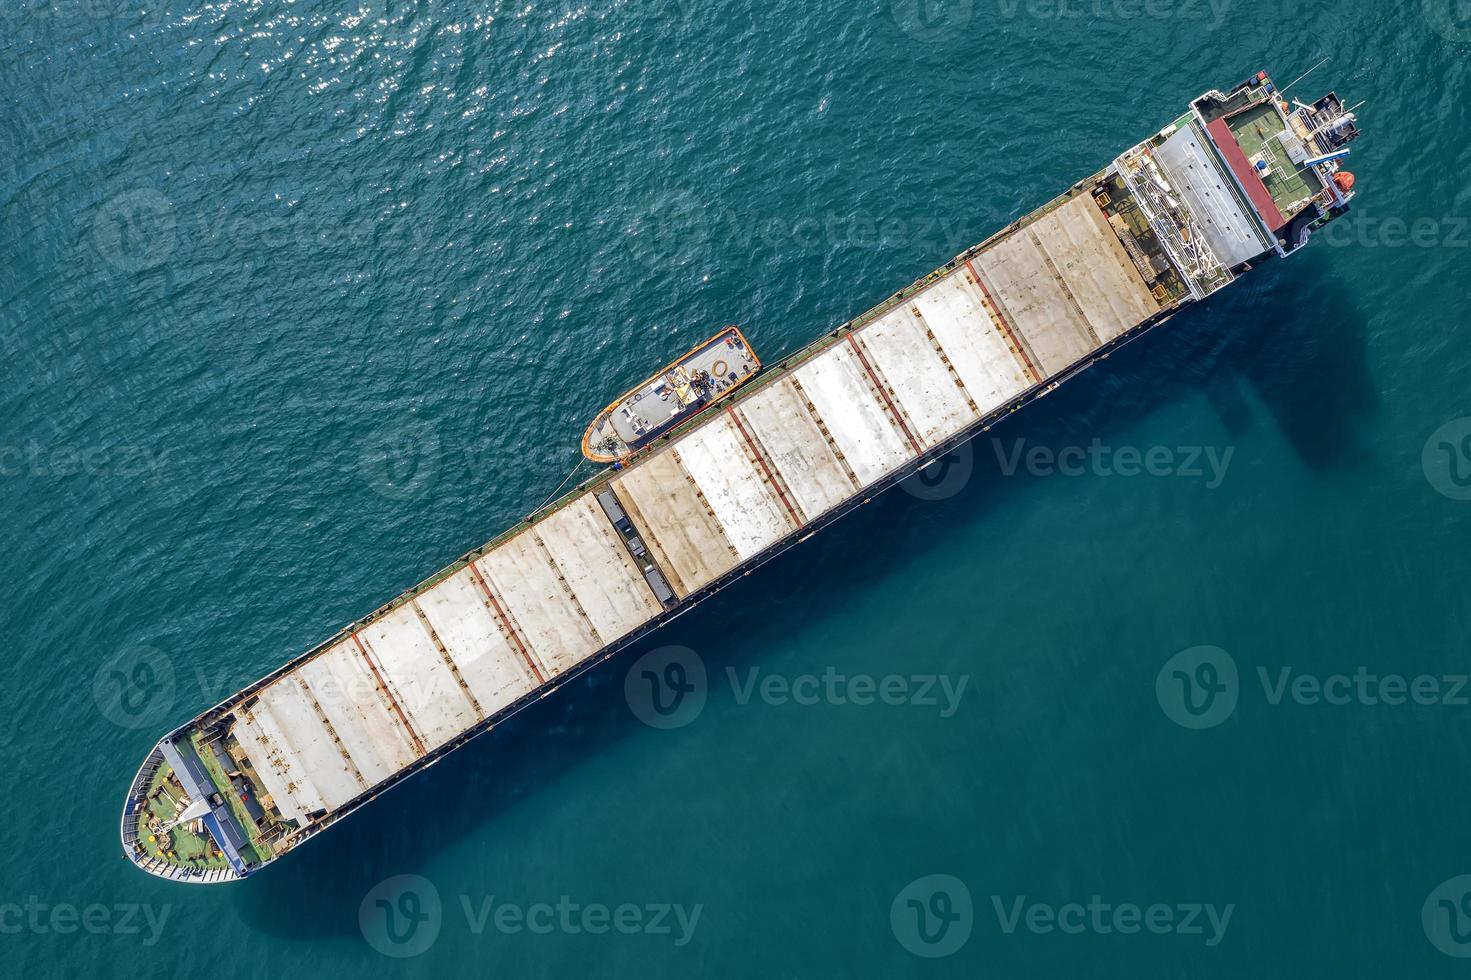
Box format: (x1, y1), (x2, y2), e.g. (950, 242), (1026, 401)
(121, 72), (1358, 882)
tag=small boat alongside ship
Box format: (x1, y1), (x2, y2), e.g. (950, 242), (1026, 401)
(581, 326), (760, 463)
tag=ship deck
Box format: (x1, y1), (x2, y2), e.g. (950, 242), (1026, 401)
(1224, 101), (1325, 216)
(124, 71), (1349, 881)
(217, 189), (1169, 829)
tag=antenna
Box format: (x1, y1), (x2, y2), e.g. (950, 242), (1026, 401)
(1280, 56), (1331, 97)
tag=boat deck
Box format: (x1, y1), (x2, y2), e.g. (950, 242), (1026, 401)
(584, 328), (758, 460)
(611, 331), (756, 445)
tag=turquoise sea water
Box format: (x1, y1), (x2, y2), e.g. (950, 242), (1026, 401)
(4, 0), (1471, 975)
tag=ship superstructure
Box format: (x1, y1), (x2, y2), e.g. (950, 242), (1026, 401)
(121, 71), (1359, 882)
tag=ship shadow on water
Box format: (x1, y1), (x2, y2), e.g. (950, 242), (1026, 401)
(1193, 255), (1379, 472)
(231, 570), (871, 940)
(233, 252), (1377, 940)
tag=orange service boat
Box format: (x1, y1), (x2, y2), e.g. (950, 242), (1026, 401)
(581, 326), (760, 463)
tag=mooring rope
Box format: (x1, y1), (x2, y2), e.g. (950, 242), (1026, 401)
(529, 456), (593, 519)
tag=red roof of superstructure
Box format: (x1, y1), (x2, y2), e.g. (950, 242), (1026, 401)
(1205, 117), (1287, 233)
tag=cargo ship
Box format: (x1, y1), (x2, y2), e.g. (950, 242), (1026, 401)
(121, 71), (1361, 881)
(581, 326), (760, 463)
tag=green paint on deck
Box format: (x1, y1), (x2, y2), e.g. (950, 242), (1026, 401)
(1227, 101), (1325, 214)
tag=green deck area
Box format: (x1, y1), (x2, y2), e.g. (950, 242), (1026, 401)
(136, 764), (231, 871)
(1228, 102), (1323, 215)
(189, 733), (274, 866)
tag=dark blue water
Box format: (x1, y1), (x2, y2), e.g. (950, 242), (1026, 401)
(4, 0), (1471, 975)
